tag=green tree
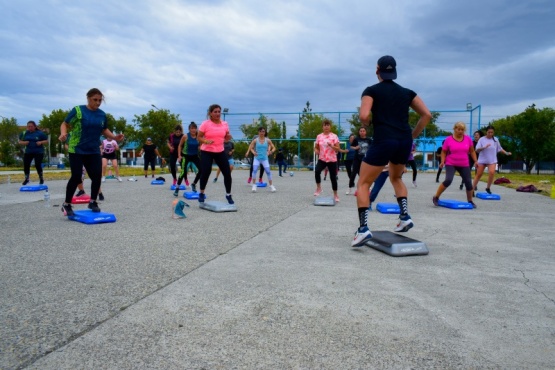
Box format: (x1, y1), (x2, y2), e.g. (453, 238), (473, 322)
(347, 110), (440, 138)
(132, 108), (182, 158)
(39, 109), (69, 157)
(492, 104), (555, 174)
(0, 117), (20, 166)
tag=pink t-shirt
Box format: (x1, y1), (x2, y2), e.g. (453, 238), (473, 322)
(443, 135), (473, 167)
(315, 132), (339, 162)
(199, 120), (229, 153)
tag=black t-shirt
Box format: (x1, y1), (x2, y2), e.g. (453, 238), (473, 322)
(142, 144), (157, 159)
(351, 137), (372, 157)
(223, 141), (234, 159)
(361, 80), (417, 141)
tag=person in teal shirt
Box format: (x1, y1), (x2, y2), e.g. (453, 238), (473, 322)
(19, 120), (48, 185)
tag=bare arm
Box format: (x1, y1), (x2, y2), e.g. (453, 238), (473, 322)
(101, 128), (124, 142)
(469, 146), (478, 164)
(410, 96), (432, 139)
(177, 135), (186, 160)
(359, 96), (373, 126)
(247, 139), (257, 156)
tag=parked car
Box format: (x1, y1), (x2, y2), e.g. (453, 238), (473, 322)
(307, 162), (314, 171)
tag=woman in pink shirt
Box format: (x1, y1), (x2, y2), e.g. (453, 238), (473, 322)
(197, 104), (234, 204)
(313, 119), (341, 202)
(433, 121), (478, 208)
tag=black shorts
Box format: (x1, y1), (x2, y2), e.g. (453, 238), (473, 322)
(102, 152), (117, 160)
(363, 138), (413, 167)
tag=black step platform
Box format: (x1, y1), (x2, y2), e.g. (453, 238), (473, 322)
(364, 230), (429, 256)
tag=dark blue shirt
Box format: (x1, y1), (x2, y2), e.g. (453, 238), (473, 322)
(64, 105), (107, 154)
(20, 130), (48, 154)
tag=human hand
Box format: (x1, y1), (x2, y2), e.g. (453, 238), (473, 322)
(115, 134), (125, 142)
(59, 134), (68, 142)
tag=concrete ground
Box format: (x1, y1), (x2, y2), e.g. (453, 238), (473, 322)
(1, 169), (554, 369)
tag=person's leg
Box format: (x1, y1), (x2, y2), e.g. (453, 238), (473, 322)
(349, 157), (361, 188)
(261, 160), (273, 186)
(434, 165), (455, 203)
(409, 160), (417, 183)
(83, 153), (102, 201)
(198, 151), (213, 193)
(150, 158), (156, 177)
(191, 155), (202, 186)
(278, 162), (283, 176)
(486, 164), (496, 190)
(472, 164), (485, 190)
(169, 154), (178, 181)
(177, 157), (187, 185)
(22, 153), (33, 183)
(356, 162), (385, 227)
(112, 158), (120, 178)
(314, 160), (326, 194)
(214, 168), (221, 182)
(143, 161), (148, 177)
(34, 153), (44, 183)
(251, 159), (261, 191)
(436, 166), (443, 182)
(102, 157), (108, 177)
(459, 166), (474, 203)
(65, 153), (85, 203)
(213, 152), (232, 194)
(328, 162), (339, 199)
(259, 164), (264, 182)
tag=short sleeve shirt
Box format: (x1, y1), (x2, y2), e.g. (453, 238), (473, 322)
(199, 120), (229, 153)
(315, 132), (339, 162)
(20, 130), (48, 154)
(64, 105), (107, 154)
(476, 136), (503, 164)
(443, 135), (473, 167)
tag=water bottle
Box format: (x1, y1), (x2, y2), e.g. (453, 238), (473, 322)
(44, 190), (51, 208)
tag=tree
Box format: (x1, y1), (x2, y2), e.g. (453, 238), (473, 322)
(347, 109), (441, 138)
(39, 109), (69, 157)
(0, 117), (20, 166)
(492, 104), (555, 174)
(132, 109), (182, 158)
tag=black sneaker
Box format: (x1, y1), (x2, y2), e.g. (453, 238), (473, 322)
(173, 189), (179, 197)
(22, 178), (29, 185)
(191, 183), (197, 192)
(61, 203), (74, 216)
(226, 194), (234, 204)
(98, 193), (105, 201)
(485, 188), (492, 194)
(459, 183), (463, 190)
(88, 201), (101, 212)
(198, 193), (206, 203)
(39, 177), (44, 185)
(76, 190), (86, 197)
(469, 201), (477, 208)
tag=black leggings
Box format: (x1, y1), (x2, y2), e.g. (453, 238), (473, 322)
(344, 159), (353, 183)
(199, 151), (232, 193)
(315, 160), (338, 191)
(23, 153), (44, 178)
(349, 156), (363, 188)
(144, 157), (156, 171)
(178, 154), (201, 185)
(169, 154), (179, 180)
(406, 159), (417, 182)
(66, 153), (102, 203)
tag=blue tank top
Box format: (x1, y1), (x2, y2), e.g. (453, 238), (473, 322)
(255, 138), (269, 161)
(186, 132), (199, 155)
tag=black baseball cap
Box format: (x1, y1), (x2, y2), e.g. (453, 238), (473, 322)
(377, 55), (397, 80)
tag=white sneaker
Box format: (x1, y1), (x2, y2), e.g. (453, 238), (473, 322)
(394, 216), (414, 232)
(252, 184), (257, 193)
(412, 181), (417, 188)
(351, 226), (372, 247)
(346, 187), (353, 195)
(101, 176), (106, 182)
(270, 185), (276, 192)
(117, 177), (123, 182)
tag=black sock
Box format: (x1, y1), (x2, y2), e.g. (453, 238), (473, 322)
(397, 197), (408, 216)
(358, 207), (368, 229)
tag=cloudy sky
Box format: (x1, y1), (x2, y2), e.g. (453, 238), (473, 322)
(1, 0), (554, 135)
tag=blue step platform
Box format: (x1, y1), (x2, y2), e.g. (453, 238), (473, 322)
(183, 191), (200, 199)
(437, 199), (474, 209)
(20, 184), (48, 192)
(68, 210), (117, 224)
(257, 182), (267, 187)
(376, 203), (400, 214)
(476, 192), (501, 200)
(151, 180), (165, 185)
(170, 184), (186, 190)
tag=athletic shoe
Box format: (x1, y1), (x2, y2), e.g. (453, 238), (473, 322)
(226, 195), (234, 204)
(61, 203), (74, 216)
(98, 193), (105, 201)
(432, 196), (439, 206)
(259, 179), (263, 184)
(191, 183), (197, 192)
(334, 195), (340, 202)
(144, 175), (147, 178)
(323, 176), (327, 181)
(247, 177), (252, 184)
(101, 176), (106, 182)
(173, 189), (179, 197)
(39, 177), (44, 185)
(469, 201), (477, 208)
(152, 174), (155, 178)
(394, 215), (414, 232)
(369, 203), (373, 211)
(198, 193), (206, 203)
(88, 201), (101, 213)
(185, 179), (189, 186)
(270, 185), (276, 192)
(252, 184), (257, 193)
(76, 190), (85, 197)
(117, 177), (123, 182)
(172, 179), (177, 186)
(459, 183), (463, 190)
(353, 190), (358, 196)
(346, 187), (353, 195)
(313, 188), (322, 196)
(412, 181), (417, 188)
(213, 177), (218, 183)
(22, 178), (29, 185)
(486, 188), (492, 194)
(351, 226), (372, 247)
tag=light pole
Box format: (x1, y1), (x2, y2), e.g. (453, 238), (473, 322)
(151, 104), (160, 111)
(223, 108), (229, 121)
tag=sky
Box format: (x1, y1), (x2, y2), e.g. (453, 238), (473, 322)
(1, 0), (554, 136)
